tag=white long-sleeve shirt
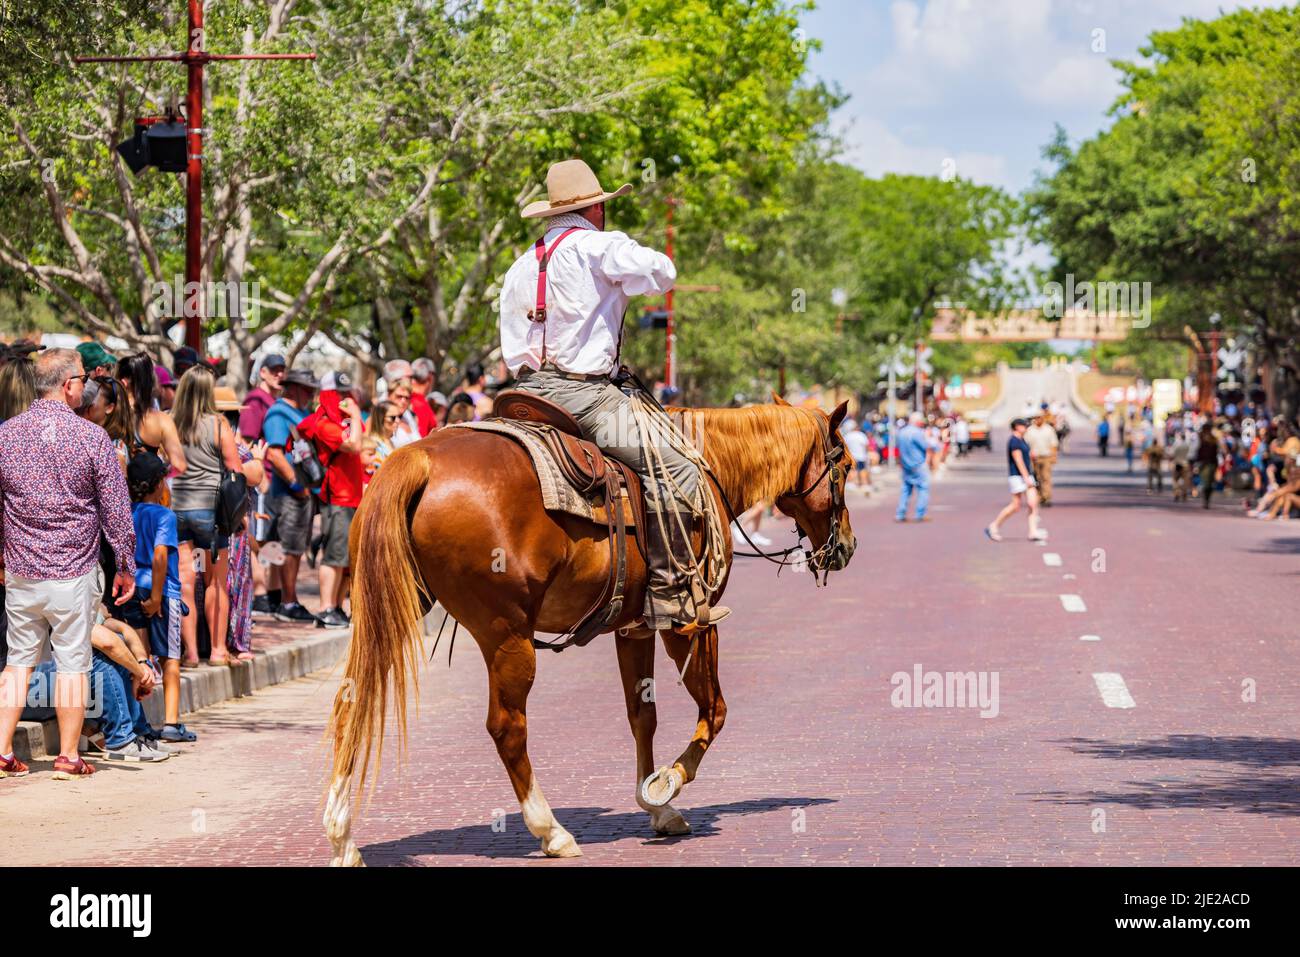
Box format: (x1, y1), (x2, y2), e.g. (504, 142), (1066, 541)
(498, 214), (675, 376)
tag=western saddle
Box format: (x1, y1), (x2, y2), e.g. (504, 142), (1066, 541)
(492, 389), (650, 651)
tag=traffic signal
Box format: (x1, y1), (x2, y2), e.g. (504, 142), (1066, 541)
(115, 118), (189, 176)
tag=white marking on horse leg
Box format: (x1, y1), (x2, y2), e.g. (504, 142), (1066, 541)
(521, 774), (581, 858)
(324, 775), (364, 867)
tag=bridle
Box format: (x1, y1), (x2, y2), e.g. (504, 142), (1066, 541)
(723, 423), (850, 584)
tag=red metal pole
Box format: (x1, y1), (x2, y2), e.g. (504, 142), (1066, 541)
(664, 198), (676, 391)
(185, 0), (204, 354)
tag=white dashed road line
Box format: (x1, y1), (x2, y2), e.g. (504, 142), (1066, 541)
(1092, 672), (1136, 709)
(1043, 552), (1062, 566)
(1079, 634), (1101, 642)
(1059, 594), (1087, 613)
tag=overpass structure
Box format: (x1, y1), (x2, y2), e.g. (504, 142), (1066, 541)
(929, 307), (1133, 342)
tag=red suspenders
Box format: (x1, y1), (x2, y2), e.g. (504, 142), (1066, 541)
(526, 226), (581, 365)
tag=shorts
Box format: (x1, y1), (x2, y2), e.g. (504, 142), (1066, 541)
(319, 503), (357, 568)
(3, 568), (98, 674)
(268, 492), (313, 555)
(1009, 474), (1036, 495)
(174, 507), (230, 552)
(111, 593), (185, 660)
(853, 459), (868, 473)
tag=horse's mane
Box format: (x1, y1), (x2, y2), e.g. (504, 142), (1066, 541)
(669, 404), (827, 510)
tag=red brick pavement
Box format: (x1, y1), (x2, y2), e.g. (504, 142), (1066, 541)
(9, 450), (1298, 865)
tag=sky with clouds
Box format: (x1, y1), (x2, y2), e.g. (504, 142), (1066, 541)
(799, 0), (1293, 196)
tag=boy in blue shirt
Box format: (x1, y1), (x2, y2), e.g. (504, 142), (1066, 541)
(113, 453), (196, 743)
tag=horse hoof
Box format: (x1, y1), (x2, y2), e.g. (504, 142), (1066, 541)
(650, 806), (691, 835)
(640, 766), (684, 808)
(543, 830), (583, 858)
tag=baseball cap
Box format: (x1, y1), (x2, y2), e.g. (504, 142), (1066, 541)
(282, 368), (320, 390)
(76, 341), (117, 372)
(429, 391), (448, 407)
(249, 352), (287, 386)
(174, 346), (201, 368)
(320, 370), (353, 392)
(154, 365), (176, 388)
(127, 451), (169, 491)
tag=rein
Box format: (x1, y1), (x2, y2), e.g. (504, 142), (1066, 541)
(705, 419), (848, 584)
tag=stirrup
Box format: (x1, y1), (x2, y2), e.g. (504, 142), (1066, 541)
(674, 604), (731, 634)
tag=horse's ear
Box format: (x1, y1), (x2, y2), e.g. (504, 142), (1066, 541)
(828, 400), (850, 433)
(771, 391), (791, 406)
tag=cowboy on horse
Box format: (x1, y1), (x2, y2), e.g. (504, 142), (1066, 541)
(323, 157), (857, 866)
(499, 158), (729, 633)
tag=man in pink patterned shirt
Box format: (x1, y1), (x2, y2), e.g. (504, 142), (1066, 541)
(0, 348), (136, 779)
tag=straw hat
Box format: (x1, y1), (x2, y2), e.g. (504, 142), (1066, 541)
(521, 159), (633, 219)
(213, 386), (243, 412)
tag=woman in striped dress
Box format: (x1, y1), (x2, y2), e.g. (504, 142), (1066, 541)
(218, 389), (266, 660)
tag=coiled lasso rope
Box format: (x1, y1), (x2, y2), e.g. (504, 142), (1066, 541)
(626, 390), (728, 616)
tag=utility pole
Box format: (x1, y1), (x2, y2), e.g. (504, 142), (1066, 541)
(75, 1), (316, 356)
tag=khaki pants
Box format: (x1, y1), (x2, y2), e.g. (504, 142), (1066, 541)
(512, 368), (700, 510)
(1033, 455), (1055, 504)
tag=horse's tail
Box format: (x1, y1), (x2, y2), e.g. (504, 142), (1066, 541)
(325, 446), (431, 864)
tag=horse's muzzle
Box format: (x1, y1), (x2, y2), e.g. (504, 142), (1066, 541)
(824, 535), (856, 572)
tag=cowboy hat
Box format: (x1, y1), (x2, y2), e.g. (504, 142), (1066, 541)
(213, 386), (243, 412)
(521, 159), (633, 219)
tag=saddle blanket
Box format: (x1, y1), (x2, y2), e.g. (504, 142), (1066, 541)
(448, 419), (627, 525)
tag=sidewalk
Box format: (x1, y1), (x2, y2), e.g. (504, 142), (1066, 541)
(11, 562), (352, 761)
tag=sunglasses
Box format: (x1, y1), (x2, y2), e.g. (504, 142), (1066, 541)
(65, 373), (92, 385)
(383, 415), (399, 424)
(92, 375), (122, 400)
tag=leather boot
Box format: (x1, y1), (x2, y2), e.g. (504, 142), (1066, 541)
(641, 511), (730, 632)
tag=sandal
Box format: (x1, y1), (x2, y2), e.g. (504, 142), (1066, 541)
(52, 755), (96, 779)
(234, 651), (255, 661)
(159, 723), (198, 743)
(181, 658), (201, 670)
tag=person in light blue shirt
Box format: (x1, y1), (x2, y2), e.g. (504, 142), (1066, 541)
(895, 411), (938, 522)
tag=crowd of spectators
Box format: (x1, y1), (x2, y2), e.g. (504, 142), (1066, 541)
(0, 336), (495, 780)
(1100, 403), (1300, 516)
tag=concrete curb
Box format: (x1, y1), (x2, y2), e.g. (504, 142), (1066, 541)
(12, 627), (351, 762)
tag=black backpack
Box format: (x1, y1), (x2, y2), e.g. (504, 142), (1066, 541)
(214, 418), (249, 536)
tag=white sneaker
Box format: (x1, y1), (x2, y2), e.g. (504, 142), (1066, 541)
(104, 737), (170, 763)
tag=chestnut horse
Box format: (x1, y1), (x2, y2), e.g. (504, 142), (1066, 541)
(324, 398), (855, 865)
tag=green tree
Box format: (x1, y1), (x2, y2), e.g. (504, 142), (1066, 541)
(1029, 6), (1300, 415)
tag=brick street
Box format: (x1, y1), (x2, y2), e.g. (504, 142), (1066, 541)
(4, 446), (1297, 866)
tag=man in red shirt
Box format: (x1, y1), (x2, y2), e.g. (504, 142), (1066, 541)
(304, 372), (363, 628)
(239, 352), (286, 442)
(408, 357), (439, 436)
